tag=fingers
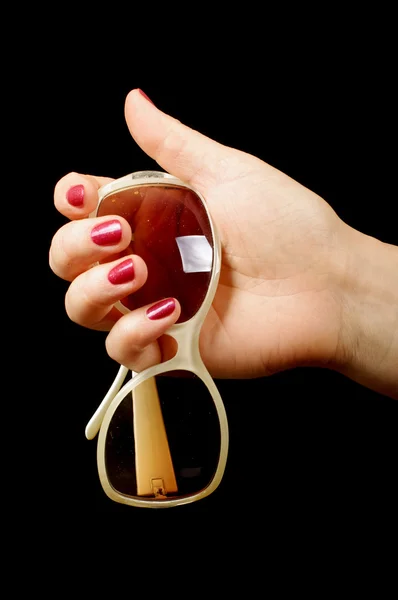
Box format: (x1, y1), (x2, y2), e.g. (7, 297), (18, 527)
(124, 88), (234, 193)
(54, 172), (114, 220)
(65, 251), (180, 371)
(65, 254), (148, 329)
(105, 298), (181, 372)
(49, 215), (133, 281)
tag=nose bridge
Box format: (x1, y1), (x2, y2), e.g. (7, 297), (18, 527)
(168, 322), (202, 372)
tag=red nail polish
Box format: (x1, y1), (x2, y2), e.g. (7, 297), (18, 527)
(91, 220), (122, 246)
(138, 89), (154, 105)
(108, 258), (135, 285)
(66, 184), (85, 207)
(146, 298), (176, 320)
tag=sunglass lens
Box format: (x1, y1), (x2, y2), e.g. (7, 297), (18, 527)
(97, 184), (214, 322)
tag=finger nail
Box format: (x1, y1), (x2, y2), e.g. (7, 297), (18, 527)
(108, 258), (135, 285)
(146, 298), (176, 320)
(91, 220), (122, 246)
(66, 184), (85, 207)
(138, 88), (155, 105)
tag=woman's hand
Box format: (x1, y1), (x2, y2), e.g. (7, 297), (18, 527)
(49, 89), (398, 398)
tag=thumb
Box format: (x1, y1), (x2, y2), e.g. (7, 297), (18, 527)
(124, 88), (234, 192)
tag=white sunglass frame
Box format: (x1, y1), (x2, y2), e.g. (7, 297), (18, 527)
(85, 170), (229, 508)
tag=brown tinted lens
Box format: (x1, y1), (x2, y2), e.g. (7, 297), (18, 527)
(104, 372), (221, 501)
(97, 184), (214, 323)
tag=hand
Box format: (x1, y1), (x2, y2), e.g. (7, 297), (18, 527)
(49, 89), (398, 398)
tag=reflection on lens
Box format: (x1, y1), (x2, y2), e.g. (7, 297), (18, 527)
(104, 372), (221, 501)
(97, 184), (214, 322)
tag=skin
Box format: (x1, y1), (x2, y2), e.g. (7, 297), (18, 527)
(49, 89), (398, 400)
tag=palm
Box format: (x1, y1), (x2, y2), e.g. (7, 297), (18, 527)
(196, 153), (343, 378)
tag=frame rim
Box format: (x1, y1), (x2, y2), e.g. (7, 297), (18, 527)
(96, 363), (229, 508)
(93, 170), (222, 324)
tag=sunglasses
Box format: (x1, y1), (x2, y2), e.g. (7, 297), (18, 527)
(85, 171), (229, 508)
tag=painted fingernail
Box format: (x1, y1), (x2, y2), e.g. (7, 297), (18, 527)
(108, 258), (135, 285)
(91, 220), (122, 246)
(146, 298), (176, 320)
(138, 88), (154, 105)
(66, 184), (85, 207)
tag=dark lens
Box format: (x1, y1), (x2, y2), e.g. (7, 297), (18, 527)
(97, 184), (214, 323)
(104, 372), (221, 501)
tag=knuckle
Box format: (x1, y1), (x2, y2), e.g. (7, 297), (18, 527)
(155, 122), (187, 165)
(105, 318), (154, 368)
(49, 225), (75, 280)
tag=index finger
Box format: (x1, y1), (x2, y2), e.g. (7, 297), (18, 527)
(54, 172), (114, 220)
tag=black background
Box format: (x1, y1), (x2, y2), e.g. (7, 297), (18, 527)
(21, 19), (397, 545)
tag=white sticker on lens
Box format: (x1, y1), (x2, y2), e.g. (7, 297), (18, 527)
(176, 235), (212, 273)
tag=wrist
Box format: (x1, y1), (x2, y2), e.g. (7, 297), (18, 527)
(336, 225), (398, 399)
